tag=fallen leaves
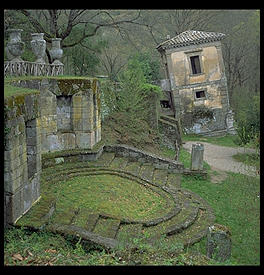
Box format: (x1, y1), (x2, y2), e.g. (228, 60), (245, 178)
(9, 248), (59, 265)
(12, 253), (23, 261)
(45, 249), (57, 254)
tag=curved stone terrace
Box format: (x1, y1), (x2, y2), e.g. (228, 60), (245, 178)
(16, 144), (215, 250)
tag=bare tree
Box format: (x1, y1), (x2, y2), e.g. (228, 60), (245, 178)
(97, 46), (126, 80)
(5, 9), (143, 63)
(17, 9), (142, 47)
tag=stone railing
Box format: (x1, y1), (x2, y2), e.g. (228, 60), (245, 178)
(4, 29), (64, 77)
(4, 61), (64, 77)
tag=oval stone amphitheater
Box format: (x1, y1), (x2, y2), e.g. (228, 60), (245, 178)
(17, 146), (215, 250)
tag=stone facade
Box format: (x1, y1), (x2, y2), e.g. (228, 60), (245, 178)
(10, 77), (101, 152)
(4, 77), (101, 227)
(157, 30), (232, 136)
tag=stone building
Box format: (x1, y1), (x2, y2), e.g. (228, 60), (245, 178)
(156, 30), (235, 136)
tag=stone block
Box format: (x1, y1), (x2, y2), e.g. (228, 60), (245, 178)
(27, 144), (41, 155)
(55, 157), (65, 164)
(4, 156), (21, 173)
(44, 134), (63, 152)
(23, 183), (32, 213)
(31, 174), (41, 202)
(5, 188), (23, 225)
(76, 131), (95, 149)
(191, 143), (204, 170)
(26, 127), (37, 138)
(207, 224), (232, 262)
(59, 132), (76, 150)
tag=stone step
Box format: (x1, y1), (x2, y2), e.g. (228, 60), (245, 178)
(116, 223), (143, 243)
(86, 213), (100, 231)
(166, 173), (181, 188)
(92, 217), (121, 239)
(90, 152), (115, 167)
(109, 156), (128, 170)
(160, 114), (179, 125)
(139, 163), (155, 182)
(51, 207), (77, 226)
(124, 161), (142, 175)
(142, 199), (197, 238)
(152, 168), (168, 186)
(167, 207), (212, 247)
(164, 206), (199, 235)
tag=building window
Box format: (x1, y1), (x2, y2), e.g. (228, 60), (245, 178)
(190, 55), (202, 74)
(195, 90), (206, 99)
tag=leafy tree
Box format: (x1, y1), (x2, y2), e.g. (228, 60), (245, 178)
(102, 58), (162, 147)
(116, 58), (147, 116)
(128, 52), (160, 82)
(232, 87), (260, 150)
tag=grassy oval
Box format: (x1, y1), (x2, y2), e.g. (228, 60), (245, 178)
(54, 174), (173, 221)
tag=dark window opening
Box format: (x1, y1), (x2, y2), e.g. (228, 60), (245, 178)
(195, 90), (206, 99)
(160, 100), (171, 108)
(190, 55), (201, 74)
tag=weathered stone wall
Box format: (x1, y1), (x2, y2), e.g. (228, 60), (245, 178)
(10, 77), (101, 152)
(4, 77), (102, 227)
(4, 92), (42, 226)
(104, 144), (184, 173)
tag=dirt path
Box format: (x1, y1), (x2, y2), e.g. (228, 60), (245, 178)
(182, 141), (257, 177)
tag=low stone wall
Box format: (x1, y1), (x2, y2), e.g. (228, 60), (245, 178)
(41, 141), (105, 169)
(104, 144), (184, 173)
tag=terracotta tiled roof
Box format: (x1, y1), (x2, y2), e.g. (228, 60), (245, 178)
(156, 30), (226, 51)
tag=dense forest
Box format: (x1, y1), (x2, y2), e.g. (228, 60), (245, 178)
(4, 9), (260, 148)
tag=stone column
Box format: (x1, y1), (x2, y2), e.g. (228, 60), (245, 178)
(206, 223), (232, 262)
(191, 143), (204, 170)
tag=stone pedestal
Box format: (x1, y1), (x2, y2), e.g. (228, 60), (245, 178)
(191, 143), (204, 170)
(206, 223), (232, 262)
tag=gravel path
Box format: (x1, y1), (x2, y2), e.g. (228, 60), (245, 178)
(182, 141), (257, 176)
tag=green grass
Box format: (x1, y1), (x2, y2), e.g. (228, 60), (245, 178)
(51, 174), (173, 222)
(4, 226), (210, 265)
(4, 83), (39, 98)
(232, 152), (260, 171)
(182, 133), (240, 148)
(4, 75), (97, 98)
(160, 143), (260, 265)
(4, 226), (119, 265)
(181, 172), (260, 265)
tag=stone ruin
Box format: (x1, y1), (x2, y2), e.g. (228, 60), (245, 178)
(4, 75), (231, 262)
(4, 77), (101, 226)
